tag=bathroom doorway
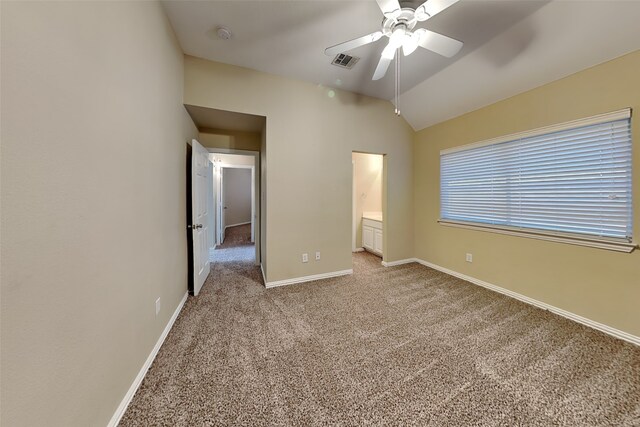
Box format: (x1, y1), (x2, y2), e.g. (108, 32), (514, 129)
(352, 152), (384, 259)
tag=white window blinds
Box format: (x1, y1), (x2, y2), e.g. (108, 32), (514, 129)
(440, 110), (633, 243)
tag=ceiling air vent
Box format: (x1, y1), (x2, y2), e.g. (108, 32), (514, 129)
(331, 53), (359, 69)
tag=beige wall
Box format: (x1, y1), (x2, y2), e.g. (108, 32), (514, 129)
(353, 152), (383, 248)
(0, 2), (197, 426)
(199, 128), (261, 152)
(414, 50), (640, 337)
(185, 56), (414, 282)
(223, 168), (252, 227)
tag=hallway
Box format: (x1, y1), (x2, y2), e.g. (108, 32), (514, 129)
(209, 224), (254, 263)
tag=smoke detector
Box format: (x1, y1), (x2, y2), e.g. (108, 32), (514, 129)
(216, 27), (232, 40)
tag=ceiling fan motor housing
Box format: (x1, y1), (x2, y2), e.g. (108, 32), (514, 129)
(382, 8), (418, 38)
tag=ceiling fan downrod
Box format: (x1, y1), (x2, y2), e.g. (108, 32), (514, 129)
(395, 49), (401, 116)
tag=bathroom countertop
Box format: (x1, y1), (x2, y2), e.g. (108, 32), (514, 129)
(362, 212), (383, 222)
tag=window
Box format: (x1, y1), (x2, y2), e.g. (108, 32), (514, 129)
(440, 109), (634, 252)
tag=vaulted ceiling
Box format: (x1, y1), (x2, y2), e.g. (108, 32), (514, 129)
(163, 0), (640, 130)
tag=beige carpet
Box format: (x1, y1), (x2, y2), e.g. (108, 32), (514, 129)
(210, 224), (254, 263)
(217, 224), (252, 249)
(120, 252), (640, 426)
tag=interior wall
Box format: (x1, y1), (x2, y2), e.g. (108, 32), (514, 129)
(352, 152), (383, 249)
(414, 50), (640, 338)
(222, 168), (252, 228)
(199, 128), (261, 151)
(0, 2), (198, 426)
(185, 56), (414, 282)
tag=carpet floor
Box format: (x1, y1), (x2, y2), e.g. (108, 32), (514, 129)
(210, 224), (254, 263)
(217, 224), (252, 249)
(120, 252), (640, 426)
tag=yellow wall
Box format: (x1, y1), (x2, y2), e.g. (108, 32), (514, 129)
(1, 2), (198, 425)
(199, 128), (261, 152)
(414, 50), (640, 337)
(185, 56), (414, 282)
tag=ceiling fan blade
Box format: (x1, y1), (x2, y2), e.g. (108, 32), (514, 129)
(372, 44), (396, 80)
(416, 29), (463, 58)
(375, 0), (402, 18)
(372, 56), (392, 81)
(415, 0), (459, 21)
(324, 31), (383, 56)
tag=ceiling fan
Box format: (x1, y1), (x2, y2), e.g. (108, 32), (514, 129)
(325, 0), (463, 81)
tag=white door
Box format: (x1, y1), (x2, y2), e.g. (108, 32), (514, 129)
(218, 168), (226, 243)
(209, 162), (216, 251)
(250, 167), (255, 243)
(191, 139), (211, 296)
(214, 163), (222, 246)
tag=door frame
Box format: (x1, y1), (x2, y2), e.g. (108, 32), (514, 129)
(351, 151), (387, 261)
(352, 159), (357, 252)
(207, 148), (260, 266)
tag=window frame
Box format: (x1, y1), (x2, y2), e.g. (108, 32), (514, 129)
(438, 108), (636, 253)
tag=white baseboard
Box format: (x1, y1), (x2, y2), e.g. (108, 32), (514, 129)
(265, 269), (353, 289)
(353, 248), (365, 253)
(381, 258), (417, 267)
(413, 258), (640, 347)
(107, 292), (189, 427)
(225, 221), (250, 230)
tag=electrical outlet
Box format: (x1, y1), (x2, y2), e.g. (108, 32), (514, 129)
(302, 253), (309, 263)
(315, 251), (321, 261)
(466, 253), (473, 263)
(155, 297), (161, 316)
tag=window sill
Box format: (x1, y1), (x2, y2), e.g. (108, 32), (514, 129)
(438, 220), (637, 253)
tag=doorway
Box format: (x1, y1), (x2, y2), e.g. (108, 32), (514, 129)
(209, 151), (257, 264)
(352, 152), (385, 259)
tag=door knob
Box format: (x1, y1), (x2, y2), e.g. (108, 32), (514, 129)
(194, 224), (203, 229)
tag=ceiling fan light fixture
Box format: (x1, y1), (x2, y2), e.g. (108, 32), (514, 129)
(389, 26), (407, 49)
(402, 32), (420, 56)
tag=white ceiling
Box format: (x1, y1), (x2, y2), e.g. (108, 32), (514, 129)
(164, 0), (640, 130)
